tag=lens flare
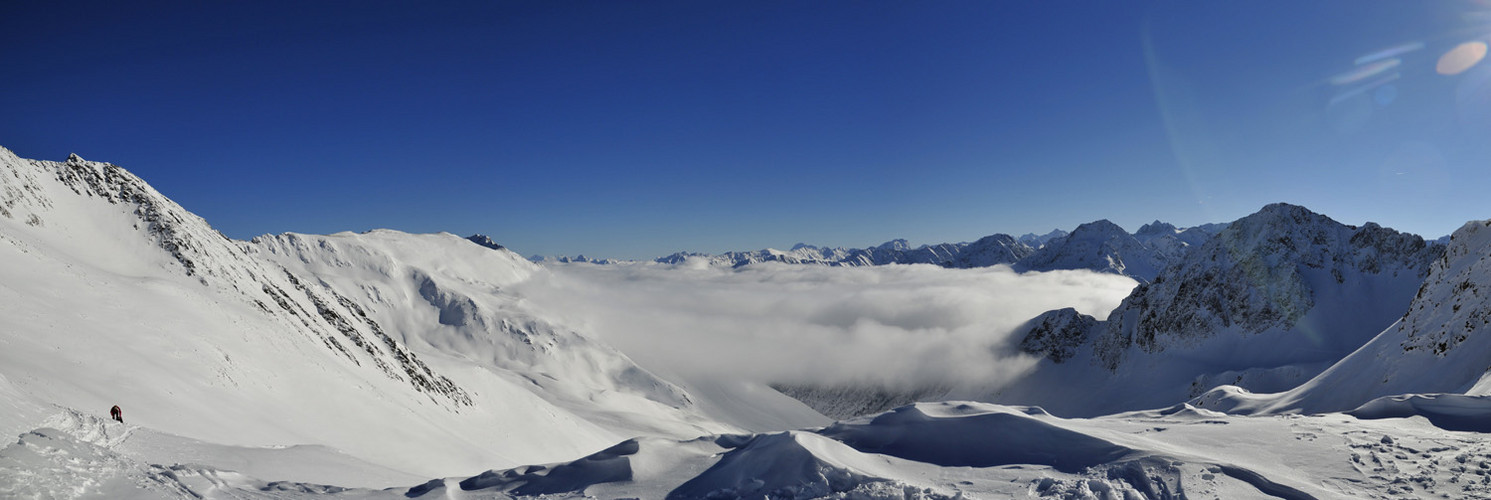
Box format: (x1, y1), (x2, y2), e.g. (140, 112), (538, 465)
(1437, 41), (1488, 75)
(1354, 41), (1425, 66)
(1331, 58), (1401, 86)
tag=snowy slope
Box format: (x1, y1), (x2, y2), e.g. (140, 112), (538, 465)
(246, 230), (726, 440)
(439, 400), (1491, 499)
(998, 204), (1441, 416)
(19, 399), (1491, 499)
(0, 147), (735, 481)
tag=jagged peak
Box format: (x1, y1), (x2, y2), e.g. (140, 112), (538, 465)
(875, 239), (911, 252)
(1017, 229), (1069, 248)
(1068, 219), (1129, 238)
(970, 233), (1019, 244)
(1243, 203), (1334, 225)
(1446, 219), (1491, 254)
(1135, 220), (1178, 236)
(1220, 204), (1338, 241)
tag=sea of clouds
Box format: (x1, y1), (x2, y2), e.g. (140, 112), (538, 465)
(514, 259), (1137, 393)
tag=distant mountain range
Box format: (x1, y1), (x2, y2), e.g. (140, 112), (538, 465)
(535, 219), (1229, 282)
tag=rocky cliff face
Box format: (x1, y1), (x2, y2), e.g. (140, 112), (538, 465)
(1398, 221), (1491, 357)
(1017, 308), (1099, 363)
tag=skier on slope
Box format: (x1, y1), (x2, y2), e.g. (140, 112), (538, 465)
(110, 405), (123, 423)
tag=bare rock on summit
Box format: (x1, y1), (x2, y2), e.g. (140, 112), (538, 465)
(1018, 308), (1098, 363)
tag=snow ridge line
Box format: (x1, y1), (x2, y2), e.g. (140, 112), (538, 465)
(1214, 464), (1318, 500)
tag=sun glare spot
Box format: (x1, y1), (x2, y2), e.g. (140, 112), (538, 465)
(1437, 41), (1488, 75)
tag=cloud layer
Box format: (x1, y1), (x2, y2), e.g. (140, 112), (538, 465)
(515, 260), (1136, 392)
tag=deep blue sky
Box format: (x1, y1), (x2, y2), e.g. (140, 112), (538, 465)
(3, 1), (1489, 258)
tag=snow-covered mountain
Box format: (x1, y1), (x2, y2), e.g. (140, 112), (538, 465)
(1193, 218), (1491, 416)
(1017, 228), (1068, 248)
(1012, 219), (1225, 281)
(0, 147), (744, 480)
(998, 203), (1442, 416)
(649, 221), (1218, 281)
(530, 254), (631, 265)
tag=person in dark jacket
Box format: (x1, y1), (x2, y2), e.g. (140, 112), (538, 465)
(110, 405), (123, 423)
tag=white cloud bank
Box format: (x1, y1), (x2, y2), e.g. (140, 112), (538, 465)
(514, 260), (1136, 392)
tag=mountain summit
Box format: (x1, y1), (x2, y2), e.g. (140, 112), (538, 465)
(1002, 203), (1442, 415)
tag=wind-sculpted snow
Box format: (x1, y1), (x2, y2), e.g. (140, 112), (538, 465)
(819, 403), (1134, 472)
(26, 395), (1491, 499)
(424, 400), (1491, 499)
(666, 432), (956, 500)
(454, 439), (640, 496)
(1348, 394), (1491, 433)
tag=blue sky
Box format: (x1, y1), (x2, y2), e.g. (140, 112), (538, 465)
(3, 1), (1489, 259)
